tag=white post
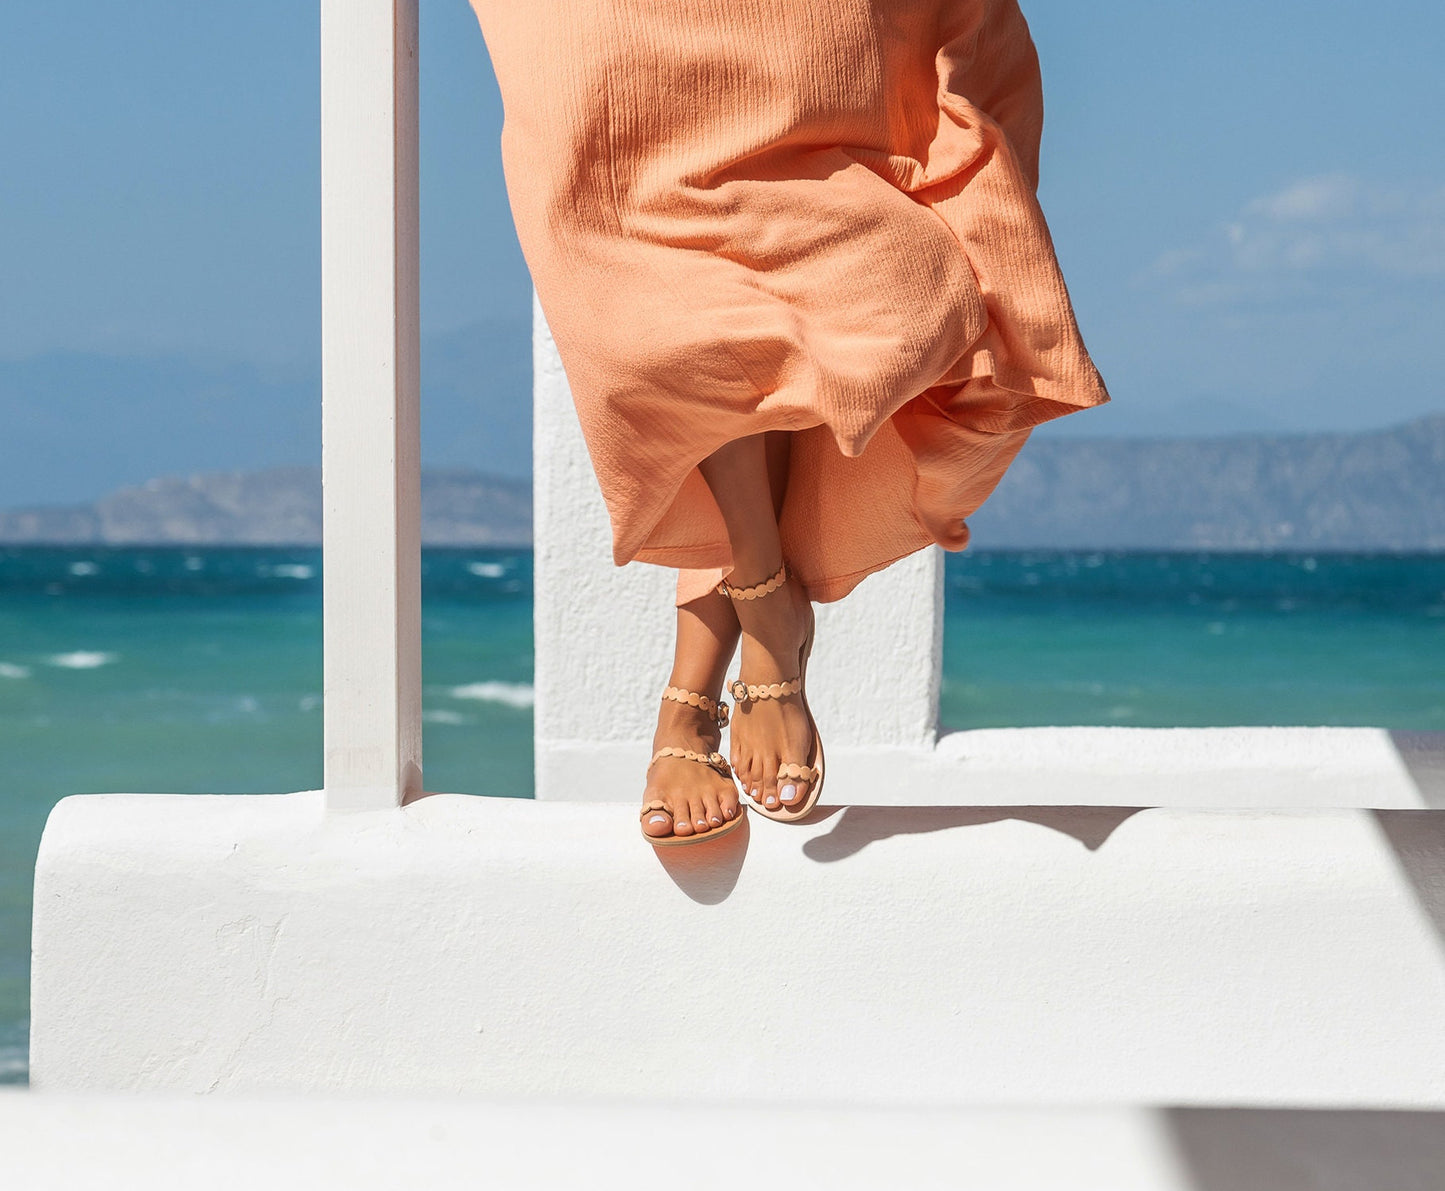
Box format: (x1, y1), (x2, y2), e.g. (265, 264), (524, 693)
(320, 0), (421, 810)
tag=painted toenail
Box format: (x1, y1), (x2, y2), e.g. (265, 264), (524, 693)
(766, 795), (778, 807)
(710, 815), (722, 826)
(648, 814), (669, 825)
(781, 783), (797, 801)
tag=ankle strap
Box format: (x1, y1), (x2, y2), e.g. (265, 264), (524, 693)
(728, 676), (802, 704)
(716, 562), (787, 601)
(661, 686), (729, 728)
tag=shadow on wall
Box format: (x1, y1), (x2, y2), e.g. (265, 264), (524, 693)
(1390, 731), (1445, 809)
(652, 804), (1144, 901)
(1165, 1108), (1445, 1191)
(802, 805), (1145, 863)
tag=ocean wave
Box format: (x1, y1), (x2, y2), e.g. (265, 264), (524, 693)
(0, 662), (31, 679)
(422, 709), (468, 725)
(449, 681), (535, 709)
(68, 560), (99, 576)
(46, 650), (118, 669)
(0, 1046), (27, 1085)
(466, 561), (508, 579)
(260, 563), (315, 580)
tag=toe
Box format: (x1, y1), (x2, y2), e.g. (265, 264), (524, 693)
(761, 765), (781, 812)
(671, 803), (694, 836)
(688, 794), (711, 834)
(642, 805), (674, 838)
(719, 779), (741, 820)
(780, 773), (809, 807)
(701, 787), (725, 829)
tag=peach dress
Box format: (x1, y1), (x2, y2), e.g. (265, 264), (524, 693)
(468, 0), (1109, 604)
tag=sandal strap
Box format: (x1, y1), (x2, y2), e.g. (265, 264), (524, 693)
(717, 562), (787, 601)
(728, 676), (802, 704)
(661, 685), (729, 728)
(640, 800), (671, 821)
(776, 762), (820, 783)
(647, 747), (732, 778)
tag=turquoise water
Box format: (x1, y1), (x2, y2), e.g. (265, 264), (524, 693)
(2, 545), (1443, 1083)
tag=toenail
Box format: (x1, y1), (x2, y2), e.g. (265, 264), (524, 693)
(709, 815), (722, 826)
(781, 783), (797, 802)
(648, 814), (669, 825)
(765, 795), (778, 807)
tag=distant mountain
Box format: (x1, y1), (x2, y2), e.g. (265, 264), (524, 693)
(0, 468), (531, 547)
(0, 315), (531, 508)
(2, 413), (1441, 550)
(968, 412), (1445, 550)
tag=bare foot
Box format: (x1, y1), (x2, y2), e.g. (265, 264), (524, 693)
(726, 570), (817, 813)
(642, 696), (743, 839)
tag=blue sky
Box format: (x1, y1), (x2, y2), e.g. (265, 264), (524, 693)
(1, 0), (1442, 501)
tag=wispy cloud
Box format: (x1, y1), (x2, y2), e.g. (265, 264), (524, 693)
(1143, 175), (1445, 304)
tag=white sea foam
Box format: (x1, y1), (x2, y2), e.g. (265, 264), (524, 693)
(466, 561), (508, 578)
(267, 564), (315, 580)
(46, 651), (118, 669)
(67, 560), (98, 576)
(0, 662), (31, 680)
(449, 681), (535, 709)
(184, 555), (204, 571)
(422, 709), (467, 725)
(0, 1046), (26, 1083)
(298, 694), (320, 712)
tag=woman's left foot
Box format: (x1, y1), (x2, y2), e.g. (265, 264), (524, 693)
(722, 563), (818, 813)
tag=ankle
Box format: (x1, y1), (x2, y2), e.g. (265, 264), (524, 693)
(725, 552), (784, 591)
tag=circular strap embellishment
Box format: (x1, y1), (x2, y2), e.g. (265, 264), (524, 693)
(717, 562), (788, 602)
(648, 747), (732, 778)
(776, 762), (820, 783)
(728, 676), (802, 704)
(661, 685), (729, 727)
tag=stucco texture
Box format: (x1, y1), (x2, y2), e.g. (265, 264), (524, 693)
(470, 0), (1109, 603)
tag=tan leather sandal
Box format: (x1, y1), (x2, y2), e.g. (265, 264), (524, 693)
(640, 686), (746, 847)
(718, 562), (825, 822)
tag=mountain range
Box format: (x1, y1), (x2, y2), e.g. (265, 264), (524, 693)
(0, 413), (1441, 551)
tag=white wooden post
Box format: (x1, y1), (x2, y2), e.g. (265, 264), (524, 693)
(320, 0), (421, 810)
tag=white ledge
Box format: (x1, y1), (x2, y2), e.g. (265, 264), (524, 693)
(30, 790), (1445, 1106)
(5, 1091), (1445, 1190)
(541, 726), (1445, 807)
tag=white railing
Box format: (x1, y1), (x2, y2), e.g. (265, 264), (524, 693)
(320, 0), (422, 810)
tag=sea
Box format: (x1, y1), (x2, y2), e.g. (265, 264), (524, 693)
(2, 544), (1443, 1084)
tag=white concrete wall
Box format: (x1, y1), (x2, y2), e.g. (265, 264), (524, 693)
(30, 790), (1445, 1105)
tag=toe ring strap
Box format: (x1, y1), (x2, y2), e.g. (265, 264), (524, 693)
(776, 762), (820, 783)
(648, 747), (732, 778)
(640, 799), (671, 821)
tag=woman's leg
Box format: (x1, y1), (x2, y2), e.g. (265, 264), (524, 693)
(642, 590), (742, 838)
(698, 432), (816, 811)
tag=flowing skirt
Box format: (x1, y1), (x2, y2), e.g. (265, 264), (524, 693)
(469, 0), (1110, 603)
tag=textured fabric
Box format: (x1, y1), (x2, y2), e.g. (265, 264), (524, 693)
(470, 0), (1110, 604)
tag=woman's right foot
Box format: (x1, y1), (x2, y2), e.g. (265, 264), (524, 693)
(642, 694), (743, 839)
(722, 563), (818, 814)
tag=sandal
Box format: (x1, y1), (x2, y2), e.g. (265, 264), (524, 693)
(640, 686), (746, 847)
(718, 562), (825, 822)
